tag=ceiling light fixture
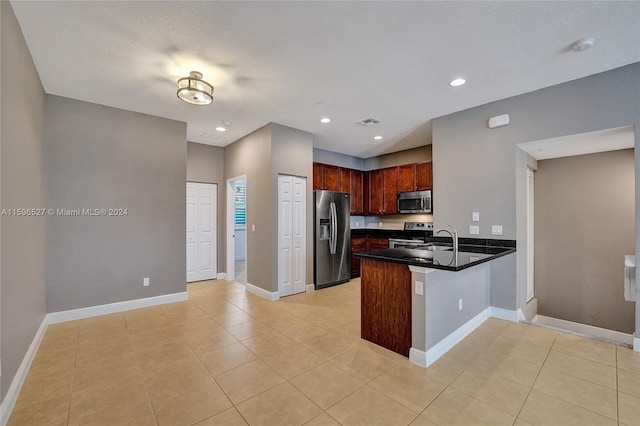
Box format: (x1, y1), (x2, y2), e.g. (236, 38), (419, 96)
(449, 78), (466, 87)
(216, 127), (226, 132)
(374, 136), (383, 140)
(320, 117), (331, 124)
(177, 71), (214, 106)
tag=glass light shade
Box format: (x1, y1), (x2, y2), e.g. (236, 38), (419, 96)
(177, 71), (214, 106)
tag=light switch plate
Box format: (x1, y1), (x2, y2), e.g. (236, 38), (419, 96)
(472, 212), (480, 222)
(469, 225), (480, 235)
(492, 225), (503, 235)
(415, 281), (424, 296)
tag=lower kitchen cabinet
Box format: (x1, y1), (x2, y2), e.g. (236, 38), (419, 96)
(369, 237), (389, 250)
(351, 237), (367, 278)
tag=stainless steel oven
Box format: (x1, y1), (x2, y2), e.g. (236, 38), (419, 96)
(397, 190), (432, 214)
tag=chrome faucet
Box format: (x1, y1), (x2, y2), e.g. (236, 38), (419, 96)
(435, 225), (459, 251)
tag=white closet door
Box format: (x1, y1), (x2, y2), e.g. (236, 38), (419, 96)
(186, 183), (199, 282)
(187, 182), (217, 282)
(278, 175), (306, 297)
(291, 177), (306, 294)
(278, 176), (293, 297)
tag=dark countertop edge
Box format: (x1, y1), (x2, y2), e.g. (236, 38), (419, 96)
(351, 229), (517, 249)
(355, 247), (517, 271)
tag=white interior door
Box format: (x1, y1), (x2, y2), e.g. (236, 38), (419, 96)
(187, 182), (217, 282)
(278, 175), (306, 297)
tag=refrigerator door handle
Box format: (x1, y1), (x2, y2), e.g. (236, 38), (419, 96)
(330, 202), (337, 254)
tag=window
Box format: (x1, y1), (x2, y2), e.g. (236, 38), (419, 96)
(234, 182), (246, 226)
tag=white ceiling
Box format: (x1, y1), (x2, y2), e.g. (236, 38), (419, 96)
(518, 126), (635, 160)
(10, 1), (640, 158)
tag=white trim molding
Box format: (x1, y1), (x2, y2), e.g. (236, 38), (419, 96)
(634, 336), (640, 352)
(411, 308), (489, 368)
(47, 292), (188, 324)
(305, 284), (315, 292)
(1, 317), (49, 426)
(245, 282), (279, 301)
(216, 273), (227, 280)
(532, 314), (634, 346)
(489, 307), (518, 322)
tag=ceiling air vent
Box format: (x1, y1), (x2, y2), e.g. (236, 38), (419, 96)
(356, 117), (381, 127)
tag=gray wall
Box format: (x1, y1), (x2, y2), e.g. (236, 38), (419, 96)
(224, 124), (273, 292)
(271, 123), (314, 289)
(535, 149), (635, 333)
(45, 96), (187, 312)
(364, 145), (432, 170)
(432, 63), (640, 334)
(187, 142), (225, 270)
(313, 148), (365, 170)
(0, 0), (47, 400)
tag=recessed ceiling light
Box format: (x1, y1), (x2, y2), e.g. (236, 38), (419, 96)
(320, 117), (331, 124)
(216, 127), (226, 132)
(449, 78), (466, 87)
(374, 136), (383, 140)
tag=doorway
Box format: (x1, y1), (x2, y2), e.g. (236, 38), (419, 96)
(518, 126), (635, 341)
(186, 182), (217, 282)
(226, 176), (247, 283)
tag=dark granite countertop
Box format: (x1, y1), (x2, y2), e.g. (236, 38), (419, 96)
(354, 244), (516, 271)
(351, 228), (432, 239)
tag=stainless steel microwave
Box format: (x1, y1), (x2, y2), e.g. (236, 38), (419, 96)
(397, 190), (432, 214)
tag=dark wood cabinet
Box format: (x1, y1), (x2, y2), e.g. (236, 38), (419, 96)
(368, 169), (384, 215)
(313, 162), (339, 191)
(361, 258), (412, 357)
(369, 237), (389, 250)
(397, 164), (416, 192)
(383, 167), (398, 215)
(338, 167), (351, 193)
(416, 162), (432, 190)
(350, 170), (364, 215)
(351, 237), (367, 278)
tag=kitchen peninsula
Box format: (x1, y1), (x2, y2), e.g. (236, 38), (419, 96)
(356, 240), (516, 367)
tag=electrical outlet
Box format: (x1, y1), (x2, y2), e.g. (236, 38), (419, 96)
(458, 298), (463, 311)
(415, 281), (424, 296)
(469, 225), (480, 235)
(143, 277), (149, 287)
(491, 225), (503, 235)
(379, 221), (383, 228)
(252, 224), (255, 232)
(472, 212), (480, 222)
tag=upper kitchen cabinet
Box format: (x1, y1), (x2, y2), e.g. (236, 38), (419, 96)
(313, 162), (339, 191)
(368, 167), (398, 215)
(350, 170), (364, 215)
(339, 167), (351, 193)
(415, 162), (432, 190)
(397, 162), (432, 192)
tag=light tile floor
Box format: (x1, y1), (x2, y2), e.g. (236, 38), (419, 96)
(8, 278), (640, 425)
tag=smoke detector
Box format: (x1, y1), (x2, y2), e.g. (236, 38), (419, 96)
(356, 117), (381, 127)
(570, 37), (595, 52)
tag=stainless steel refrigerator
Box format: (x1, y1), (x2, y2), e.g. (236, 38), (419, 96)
(314, 190), (351, 289)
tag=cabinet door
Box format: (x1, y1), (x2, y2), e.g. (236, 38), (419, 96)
(415, 162), (432, 190)
(351, 237), (367, 278)
(323, 165), (340, 191)
(368, 170), (384, 214)
(313, 163), (324, 190)
(338, 167), (351, 194)
(370, 237), (389, 250)
(350, 170), (364, 215)
(397, 164), (416, 192)
(383, 167), (398, 214)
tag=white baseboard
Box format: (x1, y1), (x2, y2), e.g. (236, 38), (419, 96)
(532, 314), (634, 346)
(409, 348), (427, 367)
(306, 284), (315, 292)
(410, 308), (490, 368)
(216, 273), (227, 280)
(245, 282), (279, 301)
(634, 336), (640, 352)
(47, 292), (188, 324)
(1, 317), (49, 426)
(489, 307), (518, 322)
